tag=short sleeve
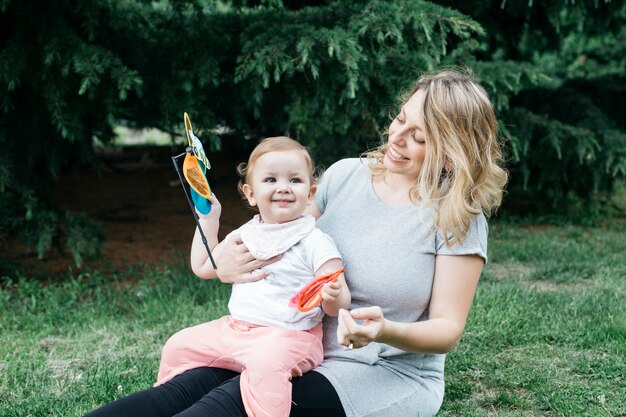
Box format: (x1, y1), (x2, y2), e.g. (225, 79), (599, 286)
(300, 229), (342, 273)
(436, 212), (489, 263)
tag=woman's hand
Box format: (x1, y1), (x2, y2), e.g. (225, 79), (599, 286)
(336, 255), (484, 353)
(215, 234), (282, 284)
(337, 307), (386, 349)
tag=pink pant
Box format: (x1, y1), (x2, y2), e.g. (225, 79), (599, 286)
(156, 316), (323, 417)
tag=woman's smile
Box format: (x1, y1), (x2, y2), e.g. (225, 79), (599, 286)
(382, 90), (427, 181)
(387, 146), (410, 162)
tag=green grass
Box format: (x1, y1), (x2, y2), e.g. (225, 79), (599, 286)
(0, 264), (232, 417)
(441, 219), (626, 417)
(1, 220), (625, 416)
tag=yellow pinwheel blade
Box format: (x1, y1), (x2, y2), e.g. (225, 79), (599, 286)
(184, 112), (194, 147)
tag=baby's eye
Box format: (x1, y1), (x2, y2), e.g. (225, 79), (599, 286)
(290, 178), (303, 184)
(264, 177), (276, 183)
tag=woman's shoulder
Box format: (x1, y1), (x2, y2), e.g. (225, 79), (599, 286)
(317, 158), (371, 210)
(323, 158), (369, 180)
(326, 157), (362, 170)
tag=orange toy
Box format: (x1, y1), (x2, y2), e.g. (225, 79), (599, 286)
(290, 268), (345, 312)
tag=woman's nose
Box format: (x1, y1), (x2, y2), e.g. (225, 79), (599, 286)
(389, 129), (407, 146)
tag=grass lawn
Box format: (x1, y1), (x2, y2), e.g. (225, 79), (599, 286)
(1, 219), (625, 416)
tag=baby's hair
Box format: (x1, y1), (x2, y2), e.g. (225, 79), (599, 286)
(237, 136), (318, 197)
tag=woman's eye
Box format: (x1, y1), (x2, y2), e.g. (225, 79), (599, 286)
(396, 116), (405, 124)
(411, 130), (426, 144)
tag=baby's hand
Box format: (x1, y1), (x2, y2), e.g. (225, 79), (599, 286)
(321, 280), (343, 303)
(196, 193), (222, 220)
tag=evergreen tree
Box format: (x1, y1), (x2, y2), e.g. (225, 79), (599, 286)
(1, 0), (624, 267)
(435, 0), (626, 213)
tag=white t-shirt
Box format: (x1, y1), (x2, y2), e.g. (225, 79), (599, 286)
(225, 218), (342, 330)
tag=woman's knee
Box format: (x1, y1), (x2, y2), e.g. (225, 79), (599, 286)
(189, 375), (247, 417)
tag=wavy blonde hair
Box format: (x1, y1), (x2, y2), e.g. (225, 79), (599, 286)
(365, 69), (508, 246)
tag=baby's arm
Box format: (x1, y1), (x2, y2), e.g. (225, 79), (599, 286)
(317, 258), (351, 317)
(190, 194), (224, 279)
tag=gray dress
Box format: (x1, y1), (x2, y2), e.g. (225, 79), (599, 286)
(314, 159), (488, 417)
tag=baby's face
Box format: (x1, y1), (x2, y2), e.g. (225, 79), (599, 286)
(242, 150), (315, 224)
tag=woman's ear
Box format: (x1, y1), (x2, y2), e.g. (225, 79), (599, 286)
(242, 183), (256, 207)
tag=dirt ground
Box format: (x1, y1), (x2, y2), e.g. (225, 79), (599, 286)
(6, 146), (253, 277)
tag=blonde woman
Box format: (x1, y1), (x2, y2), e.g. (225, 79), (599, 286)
(83, 69), (507, 417)
(212, 69), (508, 417)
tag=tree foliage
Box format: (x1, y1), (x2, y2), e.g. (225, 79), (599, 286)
(436, 0), (626, 213)
(1, 0), (624, 265)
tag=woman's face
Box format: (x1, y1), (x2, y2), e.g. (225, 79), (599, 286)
(384, 90), (428, 181)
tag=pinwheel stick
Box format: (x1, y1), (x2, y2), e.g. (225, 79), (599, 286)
(171, 152), (217, 270)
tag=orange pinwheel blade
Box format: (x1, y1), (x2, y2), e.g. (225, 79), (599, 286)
(293, 268), (345, 312)
(183, 154), (212, 198)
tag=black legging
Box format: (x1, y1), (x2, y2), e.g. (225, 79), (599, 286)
(83, 367), (346, 417)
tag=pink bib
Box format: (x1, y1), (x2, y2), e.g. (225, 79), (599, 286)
(239, 215), (316, 260)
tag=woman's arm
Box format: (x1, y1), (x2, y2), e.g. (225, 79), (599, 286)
(190, 193), (282, 283)
(211, 235), (282, 283)
(337, 254), (483, 353)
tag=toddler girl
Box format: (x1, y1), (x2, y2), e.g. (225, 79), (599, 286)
(156, 136), (350, 417)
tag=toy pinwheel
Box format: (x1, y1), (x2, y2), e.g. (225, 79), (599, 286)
(171, 112), (217, 269)
(289, 268), (345, 312)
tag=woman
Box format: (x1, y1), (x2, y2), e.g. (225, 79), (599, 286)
(84, 68), (507, 417)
